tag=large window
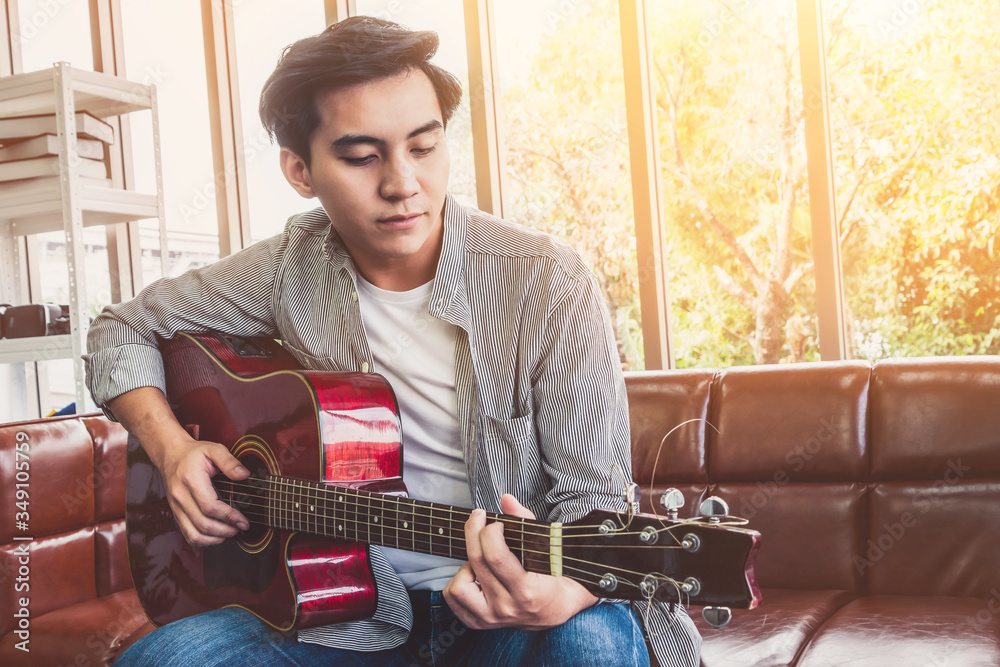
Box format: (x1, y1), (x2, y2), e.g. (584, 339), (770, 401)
(494, 0), (641, 368)
(3, 1), (995, 420)
(825, 0), (1000, 359)
(233, 0), (326, 242)
(17, 0), (93, 72)
(651, 0), (817, 368)
(121, 0), (219, 278)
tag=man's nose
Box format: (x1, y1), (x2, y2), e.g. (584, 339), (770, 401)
(380, 157), (419, 200)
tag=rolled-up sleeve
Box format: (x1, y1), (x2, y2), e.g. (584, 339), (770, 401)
(85, 233), (285, 418)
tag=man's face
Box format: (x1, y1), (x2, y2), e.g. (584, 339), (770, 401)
(282, 68), (450, 289)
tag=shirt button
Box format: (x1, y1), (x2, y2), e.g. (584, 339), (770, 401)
(352, 291), (358, 302)
(361, 362), (369, 373)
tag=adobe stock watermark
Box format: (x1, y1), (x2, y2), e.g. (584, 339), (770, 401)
(737, 415), (845, 521)
(542, 0), (596, 34)
(869, 0), (926, 41)
(965, 588), (1000, 633)
(853, 458), (972, 576)
(18, 0), (73, 44)
(406, 616), (469, 667)
(59, 445), (126, 513)
(685, 0), (754, 59)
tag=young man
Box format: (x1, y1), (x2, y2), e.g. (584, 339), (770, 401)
(86, 17), (700, 667)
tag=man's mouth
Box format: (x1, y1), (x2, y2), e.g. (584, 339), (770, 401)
(377, 213), (423, 227)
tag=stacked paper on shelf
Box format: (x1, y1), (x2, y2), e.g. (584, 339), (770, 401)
(0, 113), (112, 184)
(0, 133), (106, 161)
(0, 112), (115, 144)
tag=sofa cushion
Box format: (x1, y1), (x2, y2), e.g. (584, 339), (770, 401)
(0, 526), (97, 637)
(0, 416), (96, 539)
(865, 481), (1000, 598)
(96, 518), (131, 597)
(86, 415), (130, 523)
(713, 483), (867, 593)
(0, 589), (148, 667)
(707, 361), (871, 483)
(870, 356), (1000, 481)
(796, 595), (1000, 666)
(695, 588), (854, 667)
(626, 369), (714, 486)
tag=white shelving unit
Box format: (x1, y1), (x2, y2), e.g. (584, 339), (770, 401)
(0, 62), (166, 414)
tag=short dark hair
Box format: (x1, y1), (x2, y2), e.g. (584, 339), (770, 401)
(259, 16), (463, 165)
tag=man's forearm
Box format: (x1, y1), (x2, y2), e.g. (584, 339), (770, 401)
(106, 387), (192, 471)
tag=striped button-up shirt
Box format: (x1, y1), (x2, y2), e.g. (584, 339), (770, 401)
(85, 193), (701, 666)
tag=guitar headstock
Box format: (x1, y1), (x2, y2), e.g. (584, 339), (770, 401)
(562, 499), (761, 609)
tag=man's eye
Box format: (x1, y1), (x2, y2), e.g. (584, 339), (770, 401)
(412, 146), (436, 157)
(343, 155), (376, 166)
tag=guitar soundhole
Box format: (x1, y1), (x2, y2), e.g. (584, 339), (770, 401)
(229, 451), (273, 552)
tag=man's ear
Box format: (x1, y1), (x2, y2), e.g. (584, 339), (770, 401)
(280, 147), (316, 199)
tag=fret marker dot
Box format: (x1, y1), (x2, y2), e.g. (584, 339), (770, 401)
(403, 521), (408, 528)
(310, 505), (315, 512)
(338, 525), (343, 531)
(339, 496), (344, 502)
(295, 503), (300, 509)
(374, 517), (378, 523)
(438, 528), (444, 535)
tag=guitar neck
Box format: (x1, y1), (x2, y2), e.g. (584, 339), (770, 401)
(216, 475), (560, 576)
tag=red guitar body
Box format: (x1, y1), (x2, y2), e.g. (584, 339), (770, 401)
(126, 331), (405, 630)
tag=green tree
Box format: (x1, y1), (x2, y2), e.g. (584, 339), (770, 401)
(498, 0), (999, 368)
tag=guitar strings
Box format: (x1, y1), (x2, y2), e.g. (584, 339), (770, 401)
(215, 476), (736, 575)
(214, 477), (714, 594)
(215, 477), (721, 543)
(229, 502), (686, 594)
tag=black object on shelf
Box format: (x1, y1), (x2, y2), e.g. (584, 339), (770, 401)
(0, 303), (70, 338)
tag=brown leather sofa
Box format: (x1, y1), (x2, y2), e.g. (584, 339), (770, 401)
(629, 356), (1000, 666)
(0, 413), (148, 666)
(2, 356), (999, 666)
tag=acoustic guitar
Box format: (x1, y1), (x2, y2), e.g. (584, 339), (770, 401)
(126, 331), (760, 631)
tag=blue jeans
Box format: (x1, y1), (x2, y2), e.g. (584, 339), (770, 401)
(116, 591), (650, 666)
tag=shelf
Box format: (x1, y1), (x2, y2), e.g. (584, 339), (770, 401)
(0, 335), (72, 364)
(0, 66), (151, 120)
(0, 62), (164, 416)
(0, 180), (159, 234)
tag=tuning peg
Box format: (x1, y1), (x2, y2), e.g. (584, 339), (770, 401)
(702, 606), (733, 628)
(627, 482), (641, 505)
(699, 496), (729, 523)
(658, 488), (685, 520)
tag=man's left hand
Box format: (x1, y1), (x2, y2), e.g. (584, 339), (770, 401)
(443, 494), (599, 630)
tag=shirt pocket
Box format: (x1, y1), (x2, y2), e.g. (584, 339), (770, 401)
(476, 411), (548, 512)
(279, 339), (337, 371)
(479, 411), (536, 448)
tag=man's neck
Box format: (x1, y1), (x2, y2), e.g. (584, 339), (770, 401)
(356, 260), (437, 292)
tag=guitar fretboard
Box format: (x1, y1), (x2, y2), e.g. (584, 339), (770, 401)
(215, 475), (555, 575)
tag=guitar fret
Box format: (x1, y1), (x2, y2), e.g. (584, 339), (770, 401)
(376, 493), (385, 547)
(293, 480), (300, 531)
(519, 517), (525, 568)
(285, 479), (291, 531)
(394, 495), (400, 549)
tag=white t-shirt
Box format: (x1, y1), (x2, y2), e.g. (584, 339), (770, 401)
(355, 275), (473, 590)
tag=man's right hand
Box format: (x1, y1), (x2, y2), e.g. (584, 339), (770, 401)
(107, 386), (250, 546)
(158, 437), (251, 546)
